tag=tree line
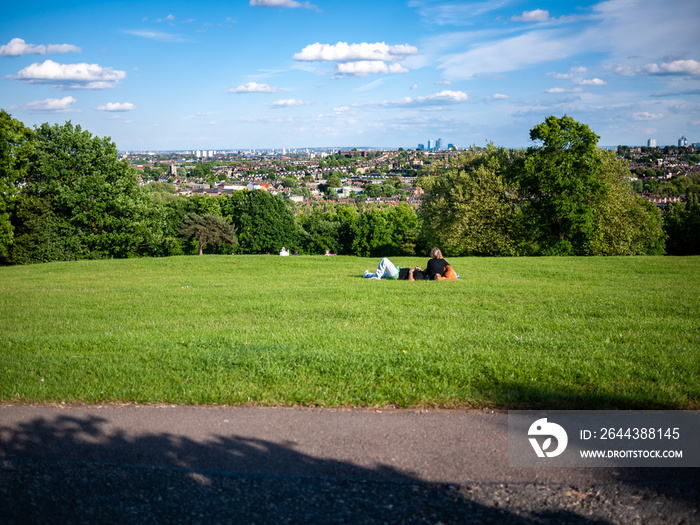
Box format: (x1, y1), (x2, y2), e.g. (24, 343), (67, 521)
(1, 110), (698, 264)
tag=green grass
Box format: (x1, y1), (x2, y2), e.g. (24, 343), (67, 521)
(1, 255), (698, 409)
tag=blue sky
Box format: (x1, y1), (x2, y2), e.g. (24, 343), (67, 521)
(2, 0), (699, 150)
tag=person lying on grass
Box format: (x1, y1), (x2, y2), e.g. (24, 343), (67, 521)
(363, 249), (458, 281)
(363, 258), (425, 280)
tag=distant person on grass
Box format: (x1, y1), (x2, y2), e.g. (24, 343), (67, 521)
(280, 247), (289, 257)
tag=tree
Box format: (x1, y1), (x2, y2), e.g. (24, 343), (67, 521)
(363, 183), (381, 198)
(178, 213), (237, 255)
(0, 110), (33, 262)
(222, 190), (296, 254)
(327, 173), (342, 188)
(586, 151), (665, 255)
(385, 203), (419, 255)
(514, 117), (667, 255)
(296, 209), (343, 255)
(517, 115), (608, 255)
(350, 209), (393, 257)
(11, 120), (159, 263)
(282, 176), (297, 188)
(419, 145), (519, 256)
(664, 200), (700, 255)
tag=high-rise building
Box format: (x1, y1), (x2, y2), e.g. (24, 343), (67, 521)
(436, 138), (443, 151)
(679, 136), (688, 147)
(418, 143), (425, 150)
(427, 140), (433, 151)
(647, 138), (657, 147)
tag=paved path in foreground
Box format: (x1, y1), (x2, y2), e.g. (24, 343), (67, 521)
(1, 405), (698, 524)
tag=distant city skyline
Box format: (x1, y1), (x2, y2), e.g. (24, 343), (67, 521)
(1, 0), (699, 151)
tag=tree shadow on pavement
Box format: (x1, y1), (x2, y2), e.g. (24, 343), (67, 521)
(0, 413), (696, 524)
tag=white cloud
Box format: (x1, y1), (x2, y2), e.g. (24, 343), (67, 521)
(579, 78), (607, 86)
(380, 90), (468, 108)
(590, 0), (700, 63)
(492, 93), (509, 99)
(14, 59), (126, 89)
(544, 86), (584, 94)
(511, 9), (549, 22)
(121, 30), (189, 43)
(335, 61), (408, 77)
(438, 30), (580, 79)
(608, 59), (700, 78)
(96, 102), (136, 111)
(643, 60), (700, 76)
(354, 78), (385, 92)
(13, 96), (78, 112)
(408, 0), (518, 26)
(0, 38), (80, 57)
(431, 0), (699, 80)
(294, 42), (418, 62)
(228, 82), (277, 93)
(250, 0), (319, 10)
(633, 112), (663, 121)
(270, 98), (310, 107)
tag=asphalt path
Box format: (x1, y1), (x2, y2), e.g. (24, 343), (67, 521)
(1, 405), (698, 524)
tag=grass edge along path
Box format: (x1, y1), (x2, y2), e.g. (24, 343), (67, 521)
(1, 255), (698, 410)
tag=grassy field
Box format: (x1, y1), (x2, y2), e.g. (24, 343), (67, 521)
(1, 255), (698, 409)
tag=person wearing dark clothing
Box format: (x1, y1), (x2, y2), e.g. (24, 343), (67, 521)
(398, 267), (425, 281)
(425, 247), (449, 280)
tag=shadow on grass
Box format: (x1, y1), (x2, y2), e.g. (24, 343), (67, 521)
(473, 381), (687, 410)
(0, 412), (628, 524)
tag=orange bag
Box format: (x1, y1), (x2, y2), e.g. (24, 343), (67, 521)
(437, 265), (458, 280)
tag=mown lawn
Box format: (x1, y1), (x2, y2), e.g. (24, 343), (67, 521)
(1, 255), (698, 409)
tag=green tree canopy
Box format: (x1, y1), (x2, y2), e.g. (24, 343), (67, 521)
(222, 190), (296, 254)
(586, 151), (665, 255)
(664, 200), (700, 255)
(517, 115), (607, 255)
(419, 145), (519, 256)
(10, 120), (158, 263)
(179, 212), (237, 255)
(0, 110), (34, 262)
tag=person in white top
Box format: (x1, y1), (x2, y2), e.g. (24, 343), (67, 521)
(279, 247), (289, 256)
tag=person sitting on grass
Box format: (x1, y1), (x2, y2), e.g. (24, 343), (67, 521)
(425, 247), (449, 280)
